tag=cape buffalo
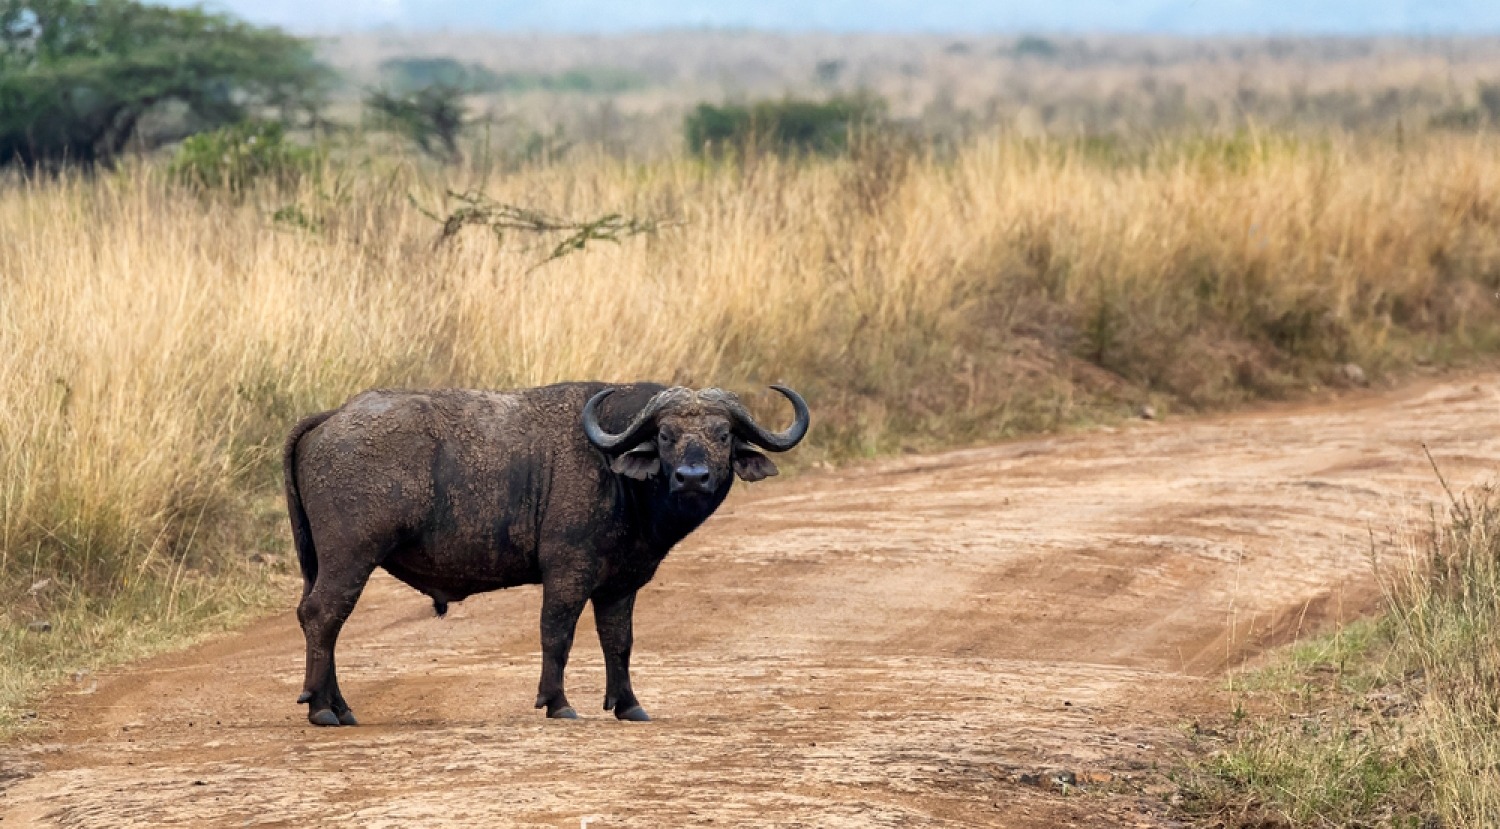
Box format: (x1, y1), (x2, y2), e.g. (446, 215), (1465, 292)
(282, 382), (809, 726)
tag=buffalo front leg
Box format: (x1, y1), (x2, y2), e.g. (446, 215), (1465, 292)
(534, 576), (590, 719)
(594, 592), (649, 722)
(296, 561), (374, 727)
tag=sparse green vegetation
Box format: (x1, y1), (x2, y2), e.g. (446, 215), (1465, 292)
(170, 121), (318, 194)
(1179, 486), (1500, 827)
(0, 523), (286, 734)
(684, 95), (886, 156)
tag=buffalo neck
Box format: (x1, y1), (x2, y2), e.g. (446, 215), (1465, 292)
(620, 477), (731, 551)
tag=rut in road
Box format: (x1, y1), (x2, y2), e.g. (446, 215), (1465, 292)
(4, 377), (1500, 828)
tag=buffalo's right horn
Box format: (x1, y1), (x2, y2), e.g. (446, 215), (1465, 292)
(583, 387), (681, 453)
(722, 385), (810, 452)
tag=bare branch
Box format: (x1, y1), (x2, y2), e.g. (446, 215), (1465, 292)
(412, 190), (680, 269)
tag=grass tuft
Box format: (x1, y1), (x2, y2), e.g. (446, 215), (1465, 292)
(1180, 488), (1500, 827)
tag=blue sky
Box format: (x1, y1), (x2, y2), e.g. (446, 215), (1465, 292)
(171, 1), (1500, 35)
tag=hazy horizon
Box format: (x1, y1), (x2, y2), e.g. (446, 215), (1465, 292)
(169, 1), (1500, 36)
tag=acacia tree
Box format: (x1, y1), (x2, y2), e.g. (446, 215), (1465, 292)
(364, 84), (468, 163)
(0, 0), (326, 168)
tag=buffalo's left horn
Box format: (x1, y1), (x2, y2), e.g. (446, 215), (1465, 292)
(723, 385), (810, 452)
(582, 387), (676, 452)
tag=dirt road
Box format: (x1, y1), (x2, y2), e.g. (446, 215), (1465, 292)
(5, 376), (1500, 828)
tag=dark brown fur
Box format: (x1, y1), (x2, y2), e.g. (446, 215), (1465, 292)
(283, 381), (806, 726)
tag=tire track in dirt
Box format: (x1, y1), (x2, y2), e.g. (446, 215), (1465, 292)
(4, 376), (1500, 828)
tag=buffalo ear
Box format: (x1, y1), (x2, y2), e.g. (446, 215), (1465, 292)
(610, 441), (661, 481)
(733, 442), (779, 482)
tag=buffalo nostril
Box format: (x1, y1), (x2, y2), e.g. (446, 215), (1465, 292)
(673, 465), (711, 490)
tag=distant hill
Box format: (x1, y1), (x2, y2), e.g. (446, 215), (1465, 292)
(182, 0), (1500, 35)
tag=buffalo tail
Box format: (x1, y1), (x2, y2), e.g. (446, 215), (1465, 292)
(282, 410), (335, 596)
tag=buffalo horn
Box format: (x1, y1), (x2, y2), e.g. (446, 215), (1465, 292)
(722, 385), (810, 452)
(582, 387), (677, 453)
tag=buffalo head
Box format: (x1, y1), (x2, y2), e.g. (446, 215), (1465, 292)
(582, 385), (810, 499)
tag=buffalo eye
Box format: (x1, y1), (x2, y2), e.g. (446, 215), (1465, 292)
(712, 425), (731, 444)
(658, 426), (678, 444)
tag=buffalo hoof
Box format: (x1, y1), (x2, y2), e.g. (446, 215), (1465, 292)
(308, 709), (342, 727)
(615, 705), (650, 722)
(296, 691), (312, 704)
(548, 706), (580, 720)
(336, 710), (359, 726)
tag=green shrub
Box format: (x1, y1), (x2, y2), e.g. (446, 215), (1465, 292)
(684, 95), (886, 157)
(1012, 36), (1061, 59)
(169, 121), (316, 194)
(494, 67), (648, 95)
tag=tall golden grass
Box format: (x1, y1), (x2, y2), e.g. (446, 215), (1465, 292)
(3, 131), (1500, 727)
(1387, 487), (1500, 825)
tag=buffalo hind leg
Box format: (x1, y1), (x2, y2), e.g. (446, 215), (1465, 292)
(534, 572), (592, 719)
(594, 592), (649, 722)
(297, 561), (374, 726)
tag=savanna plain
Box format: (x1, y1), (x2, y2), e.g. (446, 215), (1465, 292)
(6, 31), (1500, 829)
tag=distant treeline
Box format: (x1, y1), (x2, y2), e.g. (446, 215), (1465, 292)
(378, 57), (648, 96)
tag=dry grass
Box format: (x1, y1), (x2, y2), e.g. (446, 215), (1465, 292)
(1179, 486), (1500, 828)
(4, 130), (1500, 732)
(1385, 488), (1500, 825)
